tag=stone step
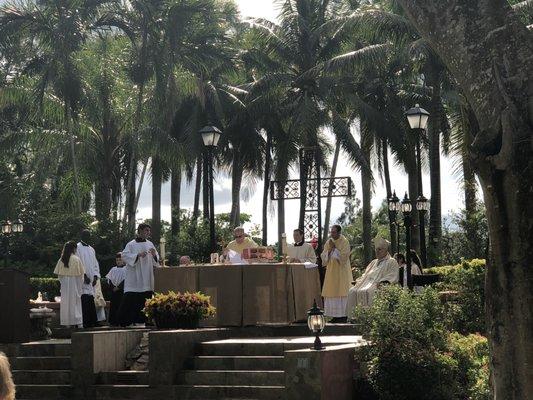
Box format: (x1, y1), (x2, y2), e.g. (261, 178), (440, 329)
(175, 384), (285, 399)
(12, 370), (71, 384)
(90, 384), (167, 400)
(189, 355), (284, 371)
(10, 356), (71, 370)
(198, 342), (286, 356)
(96, 371), (149, 385)
(15, 343), (71, 357)
(14, 384), (72, 399)
(177, 370), (285, 386)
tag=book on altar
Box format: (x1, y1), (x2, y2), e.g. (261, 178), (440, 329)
(242, 247), (275, 263)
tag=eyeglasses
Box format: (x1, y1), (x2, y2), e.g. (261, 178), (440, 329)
(234, 235), (243, 239)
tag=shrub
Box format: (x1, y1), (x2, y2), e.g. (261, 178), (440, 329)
(29, 277), (60, 299)
(428, 259), (486, 334)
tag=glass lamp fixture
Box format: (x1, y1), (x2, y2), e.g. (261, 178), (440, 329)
(405, 104), (430, 130)
(416, 195), (430, 212)
(199, 125), (222, 147)
(401, 193), (412, 214)
(388, 191), (400, 212)
(307, 299), (325, 350)
(1, 220), (12, 235)
(12, 219), (23, 233)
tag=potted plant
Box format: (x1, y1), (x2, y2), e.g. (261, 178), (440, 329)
(144, 291), (216, 329)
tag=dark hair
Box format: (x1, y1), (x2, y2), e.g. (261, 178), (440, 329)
(115, 252), (122, 258)
(137, 223), (151, 233)
(394, 253), (406, 263)
(80, 229), (91, 242)
(61, 241), (78, 268)
(409, 249), (423, 269)
(331, 224), (342, 233)
(293, 228), (304, 235)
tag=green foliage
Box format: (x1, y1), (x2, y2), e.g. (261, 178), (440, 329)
(29, 277), (60, 299)
(353, 285), (490, 400)
(427, 259), (486, 334)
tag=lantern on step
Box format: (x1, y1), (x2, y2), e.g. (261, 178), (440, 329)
(307, 299), (325, 350)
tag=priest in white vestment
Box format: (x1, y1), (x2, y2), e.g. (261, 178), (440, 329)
(118, 223), (160, 327)
(321, 225), (353, 323)
(225, 227), (258, 256)
(345, 237), (399, 318)
(77, 230), (100, 328)
(54, 241), (85, 327)
(287, 228), (317, 263)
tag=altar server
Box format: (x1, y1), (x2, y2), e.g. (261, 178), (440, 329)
(118, 223), (160, 327)
(345, 237), (399, 317)
(287, 228), (317, 263)
(225, 226), (258, 255)
(77, 230), (100, 328)
(106, 252), (126, 326)
(54, 241), (84, 327)
(321, 225), (353, 323)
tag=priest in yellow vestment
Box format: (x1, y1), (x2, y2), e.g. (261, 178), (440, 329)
(225, 226), (258, 255)
(345, 237), (399, 318)
(320, 225), (353, 323)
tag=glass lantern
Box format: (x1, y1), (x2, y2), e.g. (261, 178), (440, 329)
(405, 104), (430, 130)
(199, 125), (222, 147)
(307, 299), (325, 350)
(401, 193), (412, 214)
(416, 195), (430, 212)
(12, 219), (23, 233)
(1, 220), (12, 235)
(388, 191), (400, 213)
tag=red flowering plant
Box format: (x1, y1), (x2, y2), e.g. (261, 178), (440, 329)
(144, 291), (216, 328)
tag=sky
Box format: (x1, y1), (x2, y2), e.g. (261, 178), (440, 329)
(135, 0), (468, 243)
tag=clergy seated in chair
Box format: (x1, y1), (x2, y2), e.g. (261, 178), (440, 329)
(345, 237), (399, 318)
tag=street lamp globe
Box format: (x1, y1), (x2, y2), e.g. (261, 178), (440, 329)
(401, 193), (412, 214)
(416, 195), (430, 212)
(388, 191), (400, 212)
(307, 299), (325, 350)
(405, 104), (430, 130)
(1, 220), (12, 235)
(199, 125), (222, 147)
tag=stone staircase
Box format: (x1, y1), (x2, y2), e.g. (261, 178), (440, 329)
(8, 341), (73, 400)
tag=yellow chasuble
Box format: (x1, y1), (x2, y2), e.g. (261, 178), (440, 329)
(320, 235), (353, 298)
(226, 237), (258, 255)
(54, 254), (85, 277)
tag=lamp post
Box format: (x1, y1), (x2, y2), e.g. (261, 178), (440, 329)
(199, 125), (222, 253)
(387, 191), (401, 254)
(405, 104), (430, 267)
(416, 195), (430, 268)
(307, 299), (325, 350)
(1, 219), (24, 267)
(401, 193), (413, 290)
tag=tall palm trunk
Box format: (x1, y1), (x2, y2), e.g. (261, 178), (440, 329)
(170, 166), (181, 264)
(361, 133), (373, 266)
(193, 157), (202, 222)
(382, 139), (396, 254)
(262, 133), (272, 245)
(230, 150), (243, 227)
(65, 103), (82, 213)
(322, 139), (341, 244)
(151, 158), (162, 246)
(427, 70), (443, 267)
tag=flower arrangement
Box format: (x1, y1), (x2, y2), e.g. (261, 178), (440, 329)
(144, 291), (216, 329)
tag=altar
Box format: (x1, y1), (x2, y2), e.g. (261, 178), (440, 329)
(154, 263), (322, 327)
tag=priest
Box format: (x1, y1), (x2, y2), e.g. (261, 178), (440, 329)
(320, 225), (353, 323)
(225, 226), (258, 255)
(77, 230), (100, 328)
(118, 223), (160, 327)
(287, 228), (316, 263)
(345, 237), (399, 318)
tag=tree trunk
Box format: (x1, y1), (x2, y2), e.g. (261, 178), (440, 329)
(230, 150), (243, 227)
(427, 69), (443, 267)
(323, 139), (341, 244)
(262, 133), (272, 245)
(151, 158), (162, 246)
(361, 135), (373, 266)
(65, 103), (82, 213)
(170, 166), (181, 263)
(193, 157), (202, 222)
(382, 139), (396, 254)
(397, 1), (533, 397)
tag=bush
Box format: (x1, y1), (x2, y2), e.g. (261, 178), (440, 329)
(428, 259), (486, 334)
(144, 291), (216, 322)
(29, 277), (60, 299)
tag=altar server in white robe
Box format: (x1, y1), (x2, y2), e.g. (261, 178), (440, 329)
(287, 228), (317, 263)
(118, 223), (160, 327)
(106, 253), (126, 326)
(54, 241), (84, 327)
(345, 237), (399, 318)
(77, 230), (100, 328)
(321, 225), (353, 323)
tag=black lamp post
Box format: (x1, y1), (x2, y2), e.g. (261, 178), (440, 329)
(416, 195), (430, 268)
(199, 125), (222, 253)
(387, 191), (400, 254)
(1, 219), (24, 267)
(406, 104), (430, 268)
(401, 193), (413, 289)
(307, 299), (325, 350)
